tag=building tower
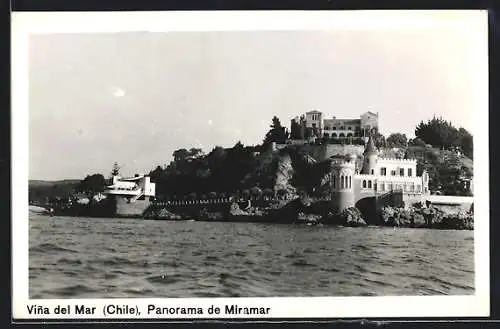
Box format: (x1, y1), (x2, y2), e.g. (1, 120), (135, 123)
(330, 155), (356, 214)
(361, 133), (378, 175)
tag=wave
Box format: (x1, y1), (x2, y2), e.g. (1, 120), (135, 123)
(57, 258), (83, 265)
(30, 243), (78, 254)
(147, 273), (184, 285)
(291, 259), (317, 267)
(50, 284), (100, 297)
(88, 256), (137, 267)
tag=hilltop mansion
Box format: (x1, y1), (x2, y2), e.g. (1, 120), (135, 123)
(291, 110), (379, 140)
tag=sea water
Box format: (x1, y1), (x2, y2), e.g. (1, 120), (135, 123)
(29, 215), (474, 298)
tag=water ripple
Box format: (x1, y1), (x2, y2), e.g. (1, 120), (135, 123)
(29, 215), (475, 298)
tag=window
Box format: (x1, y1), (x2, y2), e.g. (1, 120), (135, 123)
(348, 127), (352, 130)
(380, 168), (387, 176)
(374, 183), (377, 191)
(368, 181), (372, 188)
(362, 180), (366, 188)
(371, 169), (374, 175)
(332, 175), (336, 188)
(349, 176), (352, 188)
(400, 168), (405, 176)
(391, 170), (396, 176)
(332, 127), (337, 130)
(416, 185), (421, 192)
(341, 176), (344, 188)
(408, 168), (412, 177)
(381, 183), (385, 191)
(325, 126), (330, 130)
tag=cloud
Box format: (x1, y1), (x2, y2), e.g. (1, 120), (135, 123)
(111, 86), (126, 98)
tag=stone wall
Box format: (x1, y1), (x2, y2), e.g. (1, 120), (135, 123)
(298, 144), (365, 162)
(423, 195), (474, 213)
(115, 197), (151, 217)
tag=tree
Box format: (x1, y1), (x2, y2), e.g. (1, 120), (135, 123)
(386, 133), (408, 149)
(290, 119), (302, 139)
(189, 148), (204, 158)
(409, 137), (426, 147)
(458, 127), (473, 159)
(78, 174), (107, 196)
(149, 165), (163, 183)
(415, 116), (472, 158)
(415, 116), (458, 150)
(373, 132), (386, 148)
(263, 116), (287, 146)
(173, 149), (189, 162)
(111, 162), (120, 177)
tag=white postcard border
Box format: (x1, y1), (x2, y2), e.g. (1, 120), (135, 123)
(12, 10), (490, 320)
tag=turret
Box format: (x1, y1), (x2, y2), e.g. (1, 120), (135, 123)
(361, 134), (378, 175)
(330, 155), (356, 213)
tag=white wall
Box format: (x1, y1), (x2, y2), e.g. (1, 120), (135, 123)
(376, 158), (417, 177)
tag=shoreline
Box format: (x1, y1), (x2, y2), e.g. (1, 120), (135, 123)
(41, 199), (473, 230)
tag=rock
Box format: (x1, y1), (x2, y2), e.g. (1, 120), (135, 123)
(380, 207), (397, 226)
(296, 212), (322, 223)
(158, 208), (183, 220)
(146, 208), (183, 220)
(380, 205), (472, 230)
(273, 154), (298, 199)
(341, 207), (367, 227)
(228, 202), (249, 216)
(199, 209), (224, 221)
(322, 212), (343, 225)
(411, 211), (427, 228)
(434, 211), (473, 230)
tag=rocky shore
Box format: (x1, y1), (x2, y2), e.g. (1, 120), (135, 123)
(142, 198), (473, 230)
(379, 205), (473, 230)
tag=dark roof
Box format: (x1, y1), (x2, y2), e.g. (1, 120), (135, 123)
(363, 111), (378, 117)
(340, 119), (361, 125)
(306, 110), (322, 114)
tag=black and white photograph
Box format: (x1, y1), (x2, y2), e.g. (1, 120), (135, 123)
(13, 10), (489, 319)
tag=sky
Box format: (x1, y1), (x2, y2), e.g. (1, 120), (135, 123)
(27, 13), (486, 180)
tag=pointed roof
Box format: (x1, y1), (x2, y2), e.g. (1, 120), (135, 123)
(364, 134), (377, 154)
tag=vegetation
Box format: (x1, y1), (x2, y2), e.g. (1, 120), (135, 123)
(149, 142), (261, 199)
(415, 116), (473, 158)
(77, 174), (107, 196)
(28, 180), (80, 204)
(405, 146), (472, 196)
(111, 162), (120, 176)
(263, 116), (288, 146)
(386, 133), (408, 149)
(290, 118), (303, 139)
(30, 114), (473, 209)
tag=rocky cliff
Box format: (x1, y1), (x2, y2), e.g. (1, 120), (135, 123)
(273, 153), (297, 199)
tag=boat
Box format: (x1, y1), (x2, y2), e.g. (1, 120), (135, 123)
(29, 205), (52, 216)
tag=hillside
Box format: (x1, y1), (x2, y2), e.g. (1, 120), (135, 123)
(404, 146), (473, 195)
(29, 179), (81, 203)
